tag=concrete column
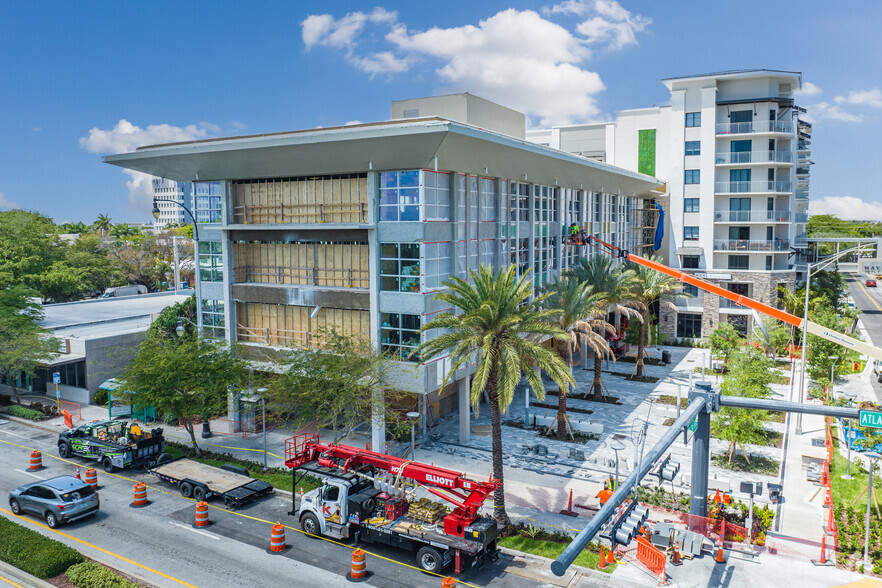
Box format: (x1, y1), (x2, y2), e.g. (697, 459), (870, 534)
(689, 408), (711, 517)
(458, 378), (471, 444)
(419, 394), (427, 439)
(371, 388), (385, 453)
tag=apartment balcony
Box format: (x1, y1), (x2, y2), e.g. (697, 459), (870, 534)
(713, 239), (790, 252)
(794, 212), (808, 223)
(715, 151), (794, 165)
(795, 188), (809, 200)
(798, 119), (813, 136)
(795, 167), (811, 177)
(794, 233), (808, 248)
(720, 298), (753, 310)
(715, 181), (793, 194)
(716, 120), (794, 135)
(713, 210), (792, 223)
(797, 140), (811, 154)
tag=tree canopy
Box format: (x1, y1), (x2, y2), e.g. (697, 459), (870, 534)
(0, 285), (57, 400)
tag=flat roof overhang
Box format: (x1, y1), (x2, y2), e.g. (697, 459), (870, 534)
(104, 119), (665, 198)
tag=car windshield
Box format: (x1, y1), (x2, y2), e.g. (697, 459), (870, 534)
(59, 486), (95, 502)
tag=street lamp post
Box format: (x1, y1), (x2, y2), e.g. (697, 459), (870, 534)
(257, 387), (268, 472)
(861, 452), (881, 569)
(406, 412), (420, 459)
(843, 418), (854, 480)
(609, 439), (626, 490)
(153, 197), (200, 335)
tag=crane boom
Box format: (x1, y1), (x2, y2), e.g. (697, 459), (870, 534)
(587, 236), (882, 361)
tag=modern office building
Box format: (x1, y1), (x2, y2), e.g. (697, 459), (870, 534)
(152, 178), (194, 230)
(105, 97), (664, 446)
(528, 70), (810, 340)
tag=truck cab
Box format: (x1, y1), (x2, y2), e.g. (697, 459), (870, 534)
(298, 474), (376, 540)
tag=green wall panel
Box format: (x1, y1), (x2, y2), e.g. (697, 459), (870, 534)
(638, 129), (656, 176)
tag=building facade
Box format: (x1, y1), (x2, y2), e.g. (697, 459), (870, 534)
(152, 178), (194, 230)
(107, 103), (663, 446)
(528, 70), (810, 340)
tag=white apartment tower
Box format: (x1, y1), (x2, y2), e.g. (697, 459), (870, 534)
(528, 69), (810, 340)
(151, 178), (194, 230)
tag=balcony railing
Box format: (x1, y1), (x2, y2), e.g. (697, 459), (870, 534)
(794, 213), (808, 223)
(715, 151), (794, 165)
(796, 167), (810, 176)
(713, 239), (790, 252)
(713, 210), (791, 223)
(795, 188), (809, 200)
(720, 298), (752, 309)
(233, 265), (370, 289)
(716, 120), (794, 135)
(715, 181), (793, 193)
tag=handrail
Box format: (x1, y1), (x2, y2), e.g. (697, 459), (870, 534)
(713, 239), (790, 252)
(715, 150), (794, 164)
(713, 210), (791, 223)
(716, 120), (794, 134)
(715, 181), (793, 193)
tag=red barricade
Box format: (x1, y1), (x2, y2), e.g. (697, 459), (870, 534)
(63, 410), (73, 428)
(635, 536), (666, 580)
(60, 401), (82, 423)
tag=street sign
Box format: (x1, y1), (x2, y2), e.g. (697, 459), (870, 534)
(860, 410), (882, 429)
(52, 372), (61, 384)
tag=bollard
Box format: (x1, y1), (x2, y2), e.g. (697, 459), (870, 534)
(84, 468), (98, 490)
(441, 577), (456, 587)
(348, 549), (370, 582)
(28, 450), (42, 471)
(598, 545), (607, 570)
(268, 524), (288, 554)
(194, 501), (210, 527)
(131, 483), (148, 508)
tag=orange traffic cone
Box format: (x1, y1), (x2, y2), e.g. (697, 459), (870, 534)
(598, 546), (607, 570)
(672, 546), (682, 565)
(607, 546), (615, 564)
(713, 488), (721, 504)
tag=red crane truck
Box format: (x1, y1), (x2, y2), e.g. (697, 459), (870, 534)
(284, 435), (501, 574)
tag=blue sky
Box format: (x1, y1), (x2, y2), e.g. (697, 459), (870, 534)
(2, 1), (881, 223)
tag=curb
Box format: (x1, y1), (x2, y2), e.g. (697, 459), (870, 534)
(0, 559), (56, 588)
(0, 412), (64, 435)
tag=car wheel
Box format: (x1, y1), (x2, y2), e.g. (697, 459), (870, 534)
(416, 546), (444, 573)
(45, 511), (59, 529)
(103, 458), (115, 473)
(58, 443), (71, 459)
(9, 499), (21, 515)
(301, 512), (320, 537)
(180, 482), (193, 498)
(193, 485), (206, 502)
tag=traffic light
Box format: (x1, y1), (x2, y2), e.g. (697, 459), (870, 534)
(600, 500), (649, 548)
(654, 454), (680, 483)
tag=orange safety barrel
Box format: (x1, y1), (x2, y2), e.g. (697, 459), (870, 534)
(269, 524), (287, 553)
(29, 450), (42, 471)
(442, 577), (457, 587)
(194, 501), (210, 527)
(84, 468), (98, 490)
(132, 483), (148, 507)
(348, 549), (370, 582)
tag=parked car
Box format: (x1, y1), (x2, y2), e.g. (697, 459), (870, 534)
(868, 279), (877, 287)
(9, 475), (99, 528)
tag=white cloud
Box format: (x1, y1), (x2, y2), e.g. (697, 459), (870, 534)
(543, 0), (651, 51)
(797, 81), (822, 96)
(836, 88), (882, 108)
(80, 119), (218, 212)
(810, 196), (882, 221)
(0, 192), (17, 209)
(302, 8), (397, 50)
(804, 101), (863, 124)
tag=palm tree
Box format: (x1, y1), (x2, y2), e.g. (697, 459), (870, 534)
(627, 256), (687, 379)
(540, 277), (613, 439)
(569, 255), (641, 400)
(94, 214), (112, 237)
(418, 265), (572, 525)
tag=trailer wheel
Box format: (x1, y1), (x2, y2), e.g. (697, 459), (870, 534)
(180, 482), (193, 498)
(193, 485), (206, 502)
(102, 457), (115, 473)
(58, 442), (71, 459)
(416, 546), (444, 573)
(301, 512), (320, 537)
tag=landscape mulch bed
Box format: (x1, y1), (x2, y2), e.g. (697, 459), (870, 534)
(530, 401), (593, 415)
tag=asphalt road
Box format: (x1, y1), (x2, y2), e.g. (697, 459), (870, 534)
(846, 271), (882, 401)
(0, 419), (535, 588)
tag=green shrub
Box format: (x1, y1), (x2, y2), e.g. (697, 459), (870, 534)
(92, 388), (108, 406)
(66, 562), (142, 587)
(7, 405), (45, 421)
(0, 516), (83, 578)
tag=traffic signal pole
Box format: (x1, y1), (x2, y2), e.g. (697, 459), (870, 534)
(689, 392), (713, 518)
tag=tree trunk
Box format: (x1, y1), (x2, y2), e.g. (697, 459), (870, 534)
(592, 350), (604, 401)
(183, 418), (201, 455)
(487, 369), (510, 527)
(556, 340), (570, 440)
(636, 310), (647, 378)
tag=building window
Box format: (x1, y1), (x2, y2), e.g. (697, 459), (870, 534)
(685, 112), (701, 128)
(685, 141), (701, 156)
(479, 177), (497, 222)
(198, 241), (223, 282)
(683, 284), (699, 297)
(479, 239), (495, 269)
(684, 198), (700, 213)
(194, 181), (222, 223)
(682, 255), (700, 269)
(423, 171), (450, 221)
(202, 298), (225, 339)
(728, 255), (749, 270)
(380, 243), (420, 292)
(676, 313), (702, 338)
(766, 255), (772, 271)
(379, 171), (420, 222)
(684, 170), (700, 184)
(380, 313), (421, 361)
(684, 226), (699, 241)
(424, 242), (452, 290)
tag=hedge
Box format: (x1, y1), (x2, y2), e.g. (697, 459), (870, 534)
(6, 405), (45, 421)
(66, 562), (143, 588)
(0, 516), (83, 578)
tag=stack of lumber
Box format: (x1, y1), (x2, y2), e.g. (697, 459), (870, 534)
(407, 498), (449, 524)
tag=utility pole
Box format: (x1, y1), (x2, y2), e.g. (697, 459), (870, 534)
(172, 235), (180, 293)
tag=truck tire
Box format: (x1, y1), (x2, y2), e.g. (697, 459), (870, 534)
(102, 457), (115, 473)
(180, 482), (193, 498)
(301, 512), (321, 537)
(193, 485), (206, 502)
(58, 442), (71, 459)
(416, 546), (445, 573)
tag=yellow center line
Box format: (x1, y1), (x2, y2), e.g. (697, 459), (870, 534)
(0, 507), (197, 588)
(0, 574), (24, 588)
(851, 273), (882, 313)
(0, 437), (482, 587)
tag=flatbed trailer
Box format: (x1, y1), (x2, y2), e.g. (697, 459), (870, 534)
(147, 457), (273, 508)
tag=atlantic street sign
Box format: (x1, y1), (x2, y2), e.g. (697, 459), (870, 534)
(859, 410), (882, 429)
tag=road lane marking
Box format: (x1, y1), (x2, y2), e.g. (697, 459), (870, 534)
(852, 273), (882, 313)
(0, 508), (198, 588)
(169, 521), (221, 540)
(0, 574), (24, 588)
(13, 469), (45, 480)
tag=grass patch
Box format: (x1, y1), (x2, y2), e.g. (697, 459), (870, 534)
(656, 395), (688, 409)
(498, 536), (615, 573)
(711, 453), (779, 476)
(662, 417), (675, 426)
(163, 442), (321, 494)
(768, 411), (785, 423)
(831, 438), (882, 510)
(0, 516), (84, 578)
(624, 374), (660, 383)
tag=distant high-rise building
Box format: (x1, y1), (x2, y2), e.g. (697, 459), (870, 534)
(151, 178), (193, 230)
